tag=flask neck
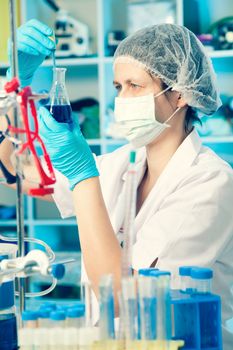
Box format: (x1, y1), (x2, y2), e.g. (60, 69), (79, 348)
(53, 68), (66, 85)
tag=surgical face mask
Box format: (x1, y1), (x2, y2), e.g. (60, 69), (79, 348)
(114, 87), (181, 148)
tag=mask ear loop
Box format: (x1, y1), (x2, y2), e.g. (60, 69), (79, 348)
(164, 106), (182, 125)
(156, 87), (182, 125)
(154, 85), (171, 98)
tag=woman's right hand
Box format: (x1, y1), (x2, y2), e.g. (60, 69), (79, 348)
(7, 19), (55, 87)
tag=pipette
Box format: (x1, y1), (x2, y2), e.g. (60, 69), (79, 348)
(50, 31), (56, 71)
(121, 151), (137, 277)
(50, 32), (56, 115)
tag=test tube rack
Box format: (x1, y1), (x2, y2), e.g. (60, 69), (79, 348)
(171, 290), (222, 350)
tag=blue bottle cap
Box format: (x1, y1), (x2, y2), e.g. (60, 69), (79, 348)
(67, 307), (85, 318)
(149, 270), (171, 277)
(22, 311), (38, 321)
(56, 305), (67, 311)
(39, 302), (57, 310)
(38, 309), (51, 318)
(179, 266), (197, 277)
(0, 255), (8, 262)
(138, 268), (159, 276)
(190, 267), (213, 280)
(51, 264), (65, 280)
(50, 310), (66, 321)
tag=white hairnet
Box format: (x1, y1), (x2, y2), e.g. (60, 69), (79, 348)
(114, 24), (221, 115)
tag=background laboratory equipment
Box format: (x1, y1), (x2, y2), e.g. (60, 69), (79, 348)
(0, 244), (18, 350)
(45, 67), (73, 125)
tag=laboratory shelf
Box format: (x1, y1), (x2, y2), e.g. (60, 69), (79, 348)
(42, 57), (99, 67)
(0, 62), (9, 69)
(0, 220), (17, 226)
(202, 136), (233, 143)
(2, 50), (233, 71)
(103, 57), (114, 64)
(0, 220), (29, 226)
(32, 219), (76, 226)
(1, 57), (100, 69)
(209, 50), (233, 58)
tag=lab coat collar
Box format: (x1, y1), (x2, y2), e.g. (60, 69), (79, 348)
(121, 128), (202, 183)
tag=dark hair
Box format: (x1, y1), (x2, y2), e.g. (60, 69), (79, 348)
(185, 106), (201, 133)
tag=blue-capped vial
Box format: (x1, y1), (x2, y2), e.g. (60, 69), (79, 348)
(38, 309), (51, 328)
(179, 266), (197, 294)
(50, 310), (66, 328)
(138, 268), (159, 276)
(190, 267), (213, 294)
(149, 270), (171, 278)
(66, 307), (85, 328)
(22, 311), (38, 328)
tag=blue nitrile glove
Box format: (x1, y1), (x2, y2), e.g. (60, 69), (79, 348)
(7, 19), (55, 87)
(38, 107), (99, 190)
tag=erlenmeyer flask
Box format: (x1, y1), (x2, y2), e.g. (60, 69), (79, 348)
(45, 67), (73, 125)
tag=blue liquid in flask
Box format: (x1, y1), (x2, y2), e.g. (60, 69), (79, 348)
(45, 104), (73, 124)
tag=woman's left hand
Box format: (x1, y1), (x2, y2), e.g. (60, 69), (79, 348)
(38, 107), (99, 190)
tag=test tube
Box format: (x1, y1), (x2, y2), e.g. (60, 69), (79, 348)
(138, 275), (157, 340)
(179, 266), (197, 293)
(66, 307), (85, 328)
(49, 311), (66, 350)
(33, 327), (48, 350)
(79, 281), (100, 349)
(63, 327), (79, 350)
(50, 310), (66, 328)
(150, 271), (172, 343)
(190, 267), (213, 294)
(121, 276), (138, 341)
(38, 309), (51, 328)
(99, 274), (115, 340)
(81, 281), (93, 327)
(18, 328), (34, 350)
(22, 311), (38, 328)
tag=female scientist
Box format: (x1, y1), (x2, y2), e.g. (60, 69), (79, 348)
(3, 20), (233, 347)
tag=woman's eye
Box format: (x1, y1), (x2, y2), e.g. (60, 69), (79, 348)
(130, 83), (141, 89)
(114, 85), (121, 91)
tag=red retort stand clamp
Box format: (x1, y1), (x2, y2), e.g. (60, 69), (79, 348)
(4, 77), (56, 196)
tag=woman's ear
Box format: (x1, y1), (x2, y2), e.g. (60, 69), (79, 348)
(177, 94), (188, 108)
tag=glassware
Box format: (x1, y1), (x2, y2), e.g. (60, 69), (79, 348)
(45, 68), (73, 125)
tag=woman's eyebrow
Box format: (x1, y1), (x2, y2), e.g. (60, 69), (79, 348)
(113, 78), (139, 85)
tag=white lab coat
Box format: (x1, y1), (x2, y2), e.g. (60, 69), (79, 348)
(52, 129), (233, 349)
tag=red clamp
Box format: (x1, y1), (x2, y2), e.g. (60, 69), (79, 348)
(5, 78), (56, 196)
